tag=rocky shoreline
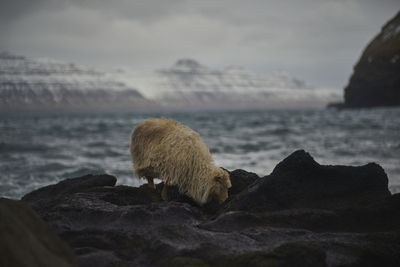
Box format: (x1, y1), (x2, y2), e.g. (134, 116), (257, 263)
(2, 150), (400, 267)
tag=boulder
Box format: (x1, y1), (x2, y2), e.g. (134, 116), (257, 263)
(0, 198), (77, 267)
(227, 150), (390, 211)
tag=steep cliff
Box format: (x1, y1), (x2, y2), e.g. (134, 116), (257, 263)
(344, 11), (400, 108)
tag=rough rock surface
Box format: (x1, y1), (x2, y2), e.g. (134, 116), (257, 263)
(226, 150), (390, 211)
(0, 198), (77, 267)
(343, 11), (400, 108)
(18, 150), (400, 267)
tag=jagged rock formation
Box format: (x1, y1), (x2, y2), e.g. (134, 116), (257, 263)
(0, 52), (152, 112)
(344, 11), (400, 108)
(14, 150), (400, 267)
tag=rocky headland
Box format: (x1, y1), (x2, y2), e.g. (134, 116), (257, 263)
(2, 150), (400, 267)
(340, 11), (400, 108)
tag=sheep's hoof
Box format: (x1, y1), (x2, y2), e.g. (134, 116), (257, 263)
(161, 185), (168, 202)
(147, 178), (155, 189)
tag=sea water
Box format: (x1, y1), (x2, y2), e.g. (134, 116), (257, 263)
(1, 108), (399, 199)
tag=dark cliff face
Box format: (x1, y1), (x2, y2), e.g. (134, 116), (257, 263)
(344, 11), (400, 108)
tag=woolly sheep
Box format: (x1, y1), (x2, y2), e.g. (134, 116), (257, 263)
(130, 118), (231, 205)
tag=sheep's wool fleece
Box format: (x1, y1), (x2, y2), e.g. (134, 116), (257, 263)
(130, 118), (224, 204)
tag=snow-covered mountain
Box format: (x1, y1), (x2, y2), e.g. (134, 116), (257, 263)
(0, 53), (341, 111)
(111, 59), (341, 109)
(0, 52), (151, 112)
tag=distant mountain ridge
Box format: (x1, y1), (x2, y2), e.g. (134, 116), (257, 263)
(0, 52), (341, 112)
(0, 51), (151, 112)
(112, 59), (340, 109)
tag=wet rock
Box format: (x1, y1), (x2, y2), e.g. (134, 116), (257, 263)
(20, 151), (400, 267)
(0, 198), (77, 267)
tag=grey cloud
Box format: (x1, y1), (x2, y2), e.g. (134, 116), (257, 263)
(1, 0), (399, 88)
(0, 0), (68, 22)
(1, 0), (187, 23)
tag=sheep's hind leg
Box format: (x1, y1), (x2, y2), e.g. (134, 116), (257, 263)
(161, 184), (168, 202)
(146, 177), (155, 189)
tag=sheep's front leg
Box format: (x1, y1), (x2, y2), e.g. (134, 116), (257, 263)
(146, 177), (155, 189)
(161, 184), (168, 202)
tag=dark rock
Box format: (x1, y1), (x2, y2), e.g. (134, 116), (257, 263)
(162, 242), (327, 267)
(19, 151), (400, 267)
(227, 150), (390, 211)
(22, 174), (117, 214)
(228, 169), (259, 196)
(0, 198), (77, 267)
(222, 242), (327, 267)
(223, 194), (400, 233)
(199, 211), (264, 232)
(343, 11), (400, 108)
(90, 184), (162, 206)
(23, 174), (116, 204)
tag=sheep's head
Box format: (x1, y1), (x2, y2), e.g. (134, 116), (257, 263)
(209, 168), (232, 204)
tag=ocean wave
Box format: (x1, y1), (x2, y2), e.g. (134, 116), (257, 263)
(1, 108), (400, 198)
(0, 142), (53, 153)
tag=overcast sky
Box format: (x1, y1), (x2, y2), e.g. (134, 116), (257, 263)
(1, 0), (399, 88)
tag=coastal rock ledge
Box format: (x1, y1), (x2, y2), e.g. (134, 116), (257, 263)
(2, 150), (400, 267)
